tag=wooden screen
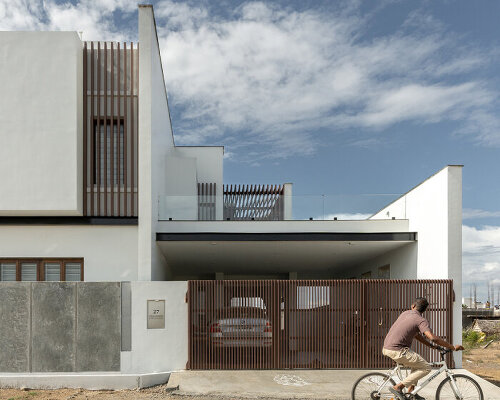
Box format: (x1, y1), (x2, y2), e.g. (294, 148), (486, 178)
(188, 279), (454, 369)
(223, 184), (285, 221)
(83, 42), (138, 217)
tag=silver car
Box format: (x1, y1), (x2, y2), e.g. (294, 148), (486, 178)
(209, 306), (272, 348)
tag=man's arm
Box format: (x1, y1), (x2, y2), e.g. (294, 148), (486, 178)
(422, 330), (464, 351)
(414, 333), (432, 347)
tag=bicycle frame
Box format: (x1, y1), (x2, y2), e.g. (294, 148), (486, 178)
(376, 357), (464, 399)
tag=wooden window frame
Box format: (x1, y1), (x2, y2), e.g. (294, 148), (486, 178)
(0, 258), (84, 282)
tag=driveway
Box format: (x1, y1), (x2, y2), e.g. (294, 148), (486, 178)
(167, 369), (500, 399)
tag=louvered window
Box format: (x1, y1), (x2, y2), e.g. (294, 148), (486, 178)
(65, 263), (82, 281)
(45, 263), (61, 281)
(93, 119), (124, 185)
(0, 259), (83, 281)
(0, 263), (16, 281)
(21, 263), (37, 281)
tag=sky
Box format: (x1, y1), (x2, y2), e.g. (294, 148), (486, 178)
(2, 0), (500, 302)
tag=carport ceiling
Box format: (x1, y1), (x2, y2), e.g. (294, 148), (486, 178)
(157, 238), (414, 275)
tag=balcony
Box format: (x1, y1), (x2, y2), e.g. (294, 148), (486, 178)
(158, 183), (402, 222)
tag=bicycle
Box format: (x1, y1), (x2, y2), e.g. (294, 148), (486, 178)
(351, 345), (484, 400)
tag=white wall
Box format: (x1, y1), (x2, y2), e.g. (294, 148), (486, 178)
(447, 166), (463, 367)
(174, 146), (224, 187)
(344, 242), (417, 279)
(165, 147), (224, 220)
(371, 165), (463, 365)
(0, 225), (137, 281)
(162, 157), (198, 220)
(0, 32), (83, 216)
(158, 218), (410, 233)
(138, 6), (176, 281)
(121, 281), (188, 373)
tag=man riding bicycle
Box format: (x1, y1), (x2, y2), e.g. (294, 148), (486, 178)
(383, 297), (464, 400)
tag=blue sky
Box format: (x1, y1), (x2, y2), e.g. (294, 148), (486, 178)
(2, 0), (499, 301)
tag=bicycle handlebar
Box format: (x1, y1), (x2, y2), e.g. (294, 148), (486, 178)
(429, 343), (453, 353)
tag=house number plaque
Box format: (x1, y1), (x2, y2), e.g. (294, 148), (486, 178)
(147, 300), (165, 329)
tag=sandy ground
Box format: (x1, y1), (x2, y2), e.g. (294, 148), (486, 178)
(464, 339), (500, 388)
(0, 386), (284, 400)
(0, 385), (220, 400)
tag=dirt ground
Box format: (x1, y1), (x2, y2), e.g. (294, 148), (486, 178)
(0, 385), (222, 400)
(0, 386), (283, 400)
(464, 339), (500, 387)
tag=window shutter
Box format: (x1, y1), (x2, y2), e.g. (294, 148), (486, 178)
(21, 263), (37, 281)
(65, 263), (82, 281)
(45, 263), (61, 281)
(0, 263), (17, 281)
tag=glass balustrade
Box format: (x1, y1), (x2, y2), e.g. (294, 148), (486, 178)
(158, 193), (402, 221)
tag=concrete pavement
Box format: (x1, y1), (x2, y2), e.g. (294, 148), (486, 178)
(167, 369), (500, 399)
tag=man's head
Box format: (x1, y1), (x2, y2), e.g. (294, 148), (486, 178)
(411, 297), (429, 313)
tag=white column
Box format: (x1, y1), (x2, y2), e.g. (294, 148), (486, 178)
(284, 183), (293, 220)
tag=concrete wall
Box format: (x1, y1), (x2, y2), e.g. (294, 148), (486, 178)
(0, 32), (83, 216)
(370, 165), (463, 365)
(0, 225), (138, 281)
(0, 282), (121, 372)
(138, 5), (176, 281)
(121, 281), (188, 373)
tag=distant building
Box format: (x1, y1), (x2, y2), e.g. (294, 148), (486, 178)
(472, 319), (500, 336)
(463, 297), (474, 308)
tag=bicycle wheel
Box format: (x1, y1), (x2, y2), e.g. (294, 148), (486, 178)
(351, 372), (396, 400)
(436, 373), (484, 400)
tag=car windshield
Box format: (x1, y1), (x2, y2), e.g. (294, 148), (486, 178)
(217, 307), (268, 319)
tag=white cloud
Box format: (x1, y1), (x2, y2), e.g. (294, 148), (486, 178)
(463, 208), (500, 219)
(317, 213), (371, 220)
(2, 1), (499, 158)
(0, 0), (137, 41)
(462, 225), (500, 302)
(154, 1), (500, 159)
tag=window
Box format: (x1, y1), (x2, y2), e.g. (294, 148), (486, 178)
(21, 263), (37, 281)
(378, 264), (390, 279)
(0, 259), (83, 282)
(0, 262), (16, 281)
(65, 263), (82, 281)
(44, 262), (61, 281)
(93, 119), (124, 185)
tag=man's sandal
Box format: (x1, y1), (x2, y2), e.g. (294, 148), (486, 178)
(388, 387), (405, 400)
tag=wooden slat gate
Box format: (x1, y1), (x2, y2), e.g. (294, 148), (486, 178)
(188, 280), (453, 369)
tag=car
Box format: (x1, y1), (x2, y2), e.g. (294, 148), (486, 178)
(209, 306), (272, 348)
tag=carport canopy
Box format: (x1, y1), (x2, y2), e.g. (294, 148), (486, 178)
(156, 232), (416, 278)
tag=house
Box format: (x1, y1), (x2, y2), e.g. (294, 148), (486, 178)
(0, 5), (462, 379)
(471, 320), (500, 336)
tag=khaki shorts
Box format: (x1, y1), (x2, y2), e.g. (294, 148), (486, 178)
(383, 347), (432, 387)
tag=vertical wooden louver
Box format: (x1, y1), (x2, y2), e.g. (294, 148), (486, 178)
(83, 42), (138, 217)
(198, 183), (217, 220)
(188, 279), (454, 370)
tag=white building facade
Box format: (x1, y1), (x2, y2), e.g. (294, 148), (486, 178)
(0, 5), (462, 374)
